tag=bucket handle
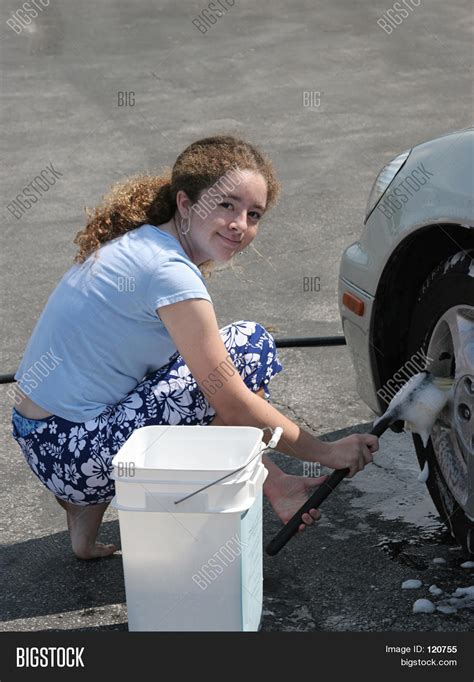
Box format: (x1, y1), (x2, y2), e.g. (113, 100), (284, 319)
(173, 426), (283, 506)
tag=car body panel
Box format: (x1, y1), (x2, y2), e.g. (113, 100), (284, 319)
(340, 129), (473, 297)
(338, 128), (474, 416)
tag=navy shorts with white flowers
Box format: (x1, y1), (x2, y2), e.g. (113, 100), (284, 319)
(11, 320), (283, 506)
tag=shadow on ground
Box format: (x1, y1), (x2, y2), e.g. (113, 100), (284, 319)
(1, 521), (124, 623)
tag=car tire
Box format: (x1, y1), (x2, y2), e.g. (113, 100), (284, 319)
(406, 248), (474, 555)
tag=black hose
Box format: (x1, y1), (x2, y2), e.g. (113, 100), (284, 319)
(0, 335), (346, 385)
(274, 335), (346, 348)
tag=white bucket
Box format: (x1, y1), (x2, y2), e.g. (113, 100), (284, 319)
(111, 425), (279, 631)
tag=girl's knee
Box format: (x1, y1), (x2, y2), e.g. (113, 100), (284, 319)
(245, 320), (277, 349)
(226, 319), (275, 341)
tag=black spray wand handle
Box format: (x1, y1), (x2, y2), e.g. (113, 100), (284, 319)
(265, 415), (395, 556)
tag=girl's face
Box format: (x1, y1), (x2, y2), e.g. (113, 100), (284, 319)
(177, 170), (268, 265)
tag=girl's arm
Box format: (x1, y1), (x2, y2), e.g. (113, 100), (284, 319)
(157, 298), (378, 477)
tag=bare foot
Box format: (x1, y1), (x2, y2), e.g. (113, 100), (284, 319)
(56, 497), (118, 560)
(264, 474), (328, 532)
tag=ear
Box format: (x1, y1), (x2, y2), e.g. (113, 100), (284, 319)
(175, 189), (193, 219)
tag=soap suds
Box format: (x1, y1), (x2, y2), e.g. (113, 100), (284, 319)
(413, 598), (435, 613)
(436, 605), (457, 614)
(429, 584), (443, 596)
(443, 251), (464, 274)
(417, 461), (429, 482)
(402, 579), (422, 589)
(453, 586), (474, 597)
(448, 597), (463, 606)
(412, 584), (474, 616)
(374, 372), (452, 447)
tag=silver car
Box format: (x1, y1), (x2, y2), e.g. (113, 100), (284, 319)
(338, 127), (474, 554)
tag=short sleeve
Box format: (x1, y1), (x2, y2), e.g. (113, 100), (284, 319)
(144, 255), (212, 317)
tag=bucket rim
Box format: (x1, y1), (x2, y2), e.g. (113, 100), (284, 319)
(111, 425), (266, 474)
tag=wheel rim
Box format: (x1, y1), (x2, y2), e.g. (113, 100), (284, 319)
(425, 304), (474, 519)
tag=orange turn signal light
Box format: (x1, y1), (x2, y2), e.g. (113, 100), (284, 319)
(342, 291), (365, 316)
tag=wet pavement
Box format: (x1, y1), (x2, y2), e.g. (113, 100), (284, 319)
(1, 0), (472, 632)
(264, 423), (473, 633)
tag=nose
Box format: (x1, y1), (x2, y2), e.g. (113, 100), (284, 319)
(229, 209), (248, 232)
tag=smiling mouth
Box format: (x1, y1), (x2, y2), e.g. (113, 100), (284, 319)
(217, 233), (242, 245)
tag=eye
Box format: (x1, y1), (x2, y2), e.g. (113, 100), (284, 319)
(219, 202), (261, 221)
(219, 201), (262, 223)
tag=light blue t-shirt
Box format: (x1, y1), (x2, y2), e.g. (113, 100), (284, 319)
(14, 224), (213, 423)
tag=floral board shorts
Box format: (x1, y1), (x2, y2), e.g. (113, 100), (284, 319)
(11, 320), (283, 506)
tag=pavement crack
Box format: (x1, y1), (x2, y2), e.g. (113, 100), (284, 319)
(271, 400), (318, 433)
(372, 460), (384, 469)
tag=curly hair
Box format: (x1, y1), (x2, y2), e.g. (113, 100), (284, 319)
(73, 135), (281, 280)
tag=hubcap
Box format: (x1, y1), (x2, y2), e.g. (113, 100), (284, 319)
(424, 305), (474, 519)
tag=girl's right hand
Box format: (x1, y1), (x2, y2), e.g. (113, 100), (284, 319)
(324, 433), (379, 477)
